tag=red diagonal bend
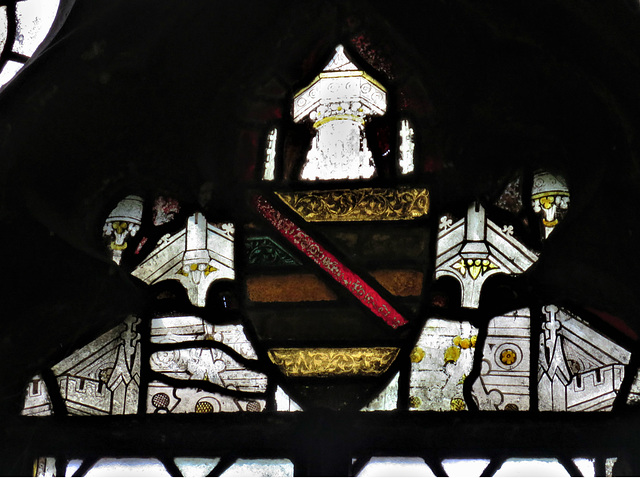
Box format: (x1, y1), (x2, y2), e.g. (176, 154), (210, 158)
(254, 195), (408, 329)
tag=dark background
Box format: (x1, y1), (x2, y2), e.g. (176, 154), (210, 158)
(2, 0), (640, 475)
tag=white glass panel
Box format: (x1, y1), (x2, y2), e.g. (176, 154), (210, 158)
(85, 458), (170, 477)
(409, 319), (478, 411)
(66, 459), (82, 476)
(357, 457), (435, 477)
(0, 60), (24, 87)
(263, 128), (277, 181)
(442, 459), (490, 477)
(494, 458), (569, 477)
(275, 386), (302, 412)
(398, 119), (415, 175)
(573, 458), (596, 477)
(362, 372), (398, 411)
(52, 316), (141, 416)
(34, 457), (56, 477)
(174, 458), (221, 477)
(21, 374), (52, 416)
(471, 309), (530, 411)
(538, 305), (630, 412)
(147, 381), (265, 413)
(220, 459), (294, 477)
(14, 0), (59, 56)
(0, 7), (7, 55)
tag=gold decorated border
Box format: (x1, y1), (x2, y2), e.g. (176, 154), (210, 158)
(294, 71), (387, 98)
(275, 188), (430, 222)
(268, 347), (399, 377)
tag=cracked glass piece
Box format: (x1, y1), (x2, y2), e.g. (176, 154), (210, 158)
(293, 45), (386, 181)
(220, 459), (294, 477)
(538, 305), (631, 411)
(263, 128), (277, 181)
(435, 202), (538, 308)
(357, 457), (435, 477)
(471, 309), (530, 411)
(0, 60), (24, 87)
(14, 0), (59, 56)
(531, 170), (570, 239)
(398, 119), (415, 175)
(174, 458), (221, 477)
(494, 458), (569, 477)
(150, 348), (267, 393)
(361, 372), (398, 411)
(495, 175), (523, 214)
(147, 381), (265, 413)
(441, 459), (490, 477)
(84, 458), (170, 477)
(409, 319), (478, 411)
(153, 196), (180, 226)
(34, 457), (56, 477)
(51, 316), (141, 415)
(573, 458), (596, 477)
(21, 375), (52, 416)
(103, 195), (144, 265)
(150, 317), (258, 359)
(132, 213), (234, 307)
(275, 386), (303, 411)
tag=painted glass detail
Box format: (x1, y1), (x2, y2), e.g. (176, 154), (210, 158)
(267, 347), (399, 377)
(51, 315), (141, 415)
(263, 127), (278, 181)
(275, 187), (429, 222)
(254, 195), (408, 328)
(102, 195), (143, 265)
(471, 309), (531, 411)
(132, 213), (234, 307)
(436, 203), (538, 308)
(531, 170), (570, 239)
(147, 381), (266, 414)
(22, 374), (52, 416)
(293, 45), (386, 180)
(409, 319), (478, 411)
(398, 119), (415, 175)
(245, 236), (301, 266)
(538, 305), (630, 411)
(361, 372), (399, 411)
